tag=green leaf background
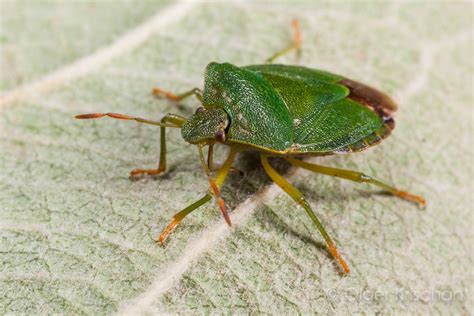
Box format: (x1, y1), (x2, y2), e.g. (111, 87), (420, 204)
(1, 1), (472, 314)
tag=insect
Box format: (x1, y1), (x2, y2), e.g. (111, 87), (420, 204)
(76, 20), (425, 274)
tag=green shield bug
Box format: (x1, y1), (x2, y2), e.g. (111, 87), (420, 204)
(76, 20), (425, 274)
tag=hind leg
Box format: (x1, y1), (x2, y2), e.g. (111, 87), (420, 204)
(265, 19), (302, 64)
(286, 158), (426, 207)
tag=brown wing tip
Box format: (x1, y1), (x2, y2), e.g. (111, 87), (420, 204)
(339, 78), (398, 119)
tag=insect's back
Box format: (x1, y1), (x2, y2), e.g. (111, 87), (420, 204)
(244, 64), (397, 154)
(203, 62), (294, 152)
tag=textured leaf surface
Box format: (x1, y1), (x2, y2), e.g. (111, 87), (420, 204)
(0, 1), (472, 314)
(0, 0), (168, 91)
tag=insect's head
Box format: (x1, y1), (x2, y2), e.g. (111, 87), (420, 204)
(181, 107), (230, 145)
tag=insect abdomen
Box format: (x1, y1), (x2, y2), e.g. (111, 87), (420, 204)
(333, 118), (395, 153)
(331, 78), (398, 153)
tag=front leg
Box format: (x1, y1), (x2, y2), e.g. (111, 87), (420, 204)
(158, 148), (238, 244)
(130, 113), (186, 178)
(152, 87), (203, 102)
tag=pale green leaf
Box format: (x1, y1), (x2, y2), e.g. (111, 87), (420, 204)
(0, 1), (472, 314)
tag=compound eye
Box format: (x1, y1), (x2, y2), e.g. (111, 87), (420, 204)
(195, 106), (204, 114)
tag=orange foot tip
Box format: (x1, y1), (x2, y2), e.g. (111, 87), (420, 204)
(291, 19), (302, 48)
(156, 218), (179, 245)
(217, 197), (232, 227)
(152, 88), (178, 101)
(396, 190), (427, 208)
(328, 243), (350, 275)
(130, 168), (163, 177)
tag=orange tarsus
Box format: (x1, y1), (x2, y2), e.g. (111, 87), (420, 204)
(208, 175), (232, 227)
(395, 190), (426, 208)
(157, 217), (179, 245)
(292, 19), (302, 49)
(217, 197), (231, 227)
(152, 87), (179, 101)
(130, 168), (164, 177)
(327, 242), (350, 275)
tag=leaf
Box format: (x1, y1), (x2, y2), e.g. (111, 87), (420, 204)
(0, 1), (472, 314)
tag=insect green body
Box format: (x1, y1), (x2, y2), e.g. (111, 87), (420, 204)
(183, 62), (395, 155)
(76, 21), (424, 275)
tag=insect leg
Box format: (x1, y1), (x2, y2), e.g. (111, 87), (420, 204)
(157, 194), (212, 244)
(157, 148), (238, 244)
(152, 87), (203, 102)
(207, 144), (244, 176)
(198, 145), (236, 226)
(261, 155), (350, 274)
(75, 112), (187, 177)
(130, 113), (187, 177)
(265, 19), (302, 64)
(286, 158), (426, 208)
(207, 144), (215, 170)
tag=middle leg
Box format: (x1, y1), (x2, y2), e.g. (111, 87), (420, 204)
(261, 155), (350, 274)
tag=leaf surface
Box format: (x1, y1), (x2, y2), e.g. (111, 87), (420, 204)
(0, 2), (472, 314)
